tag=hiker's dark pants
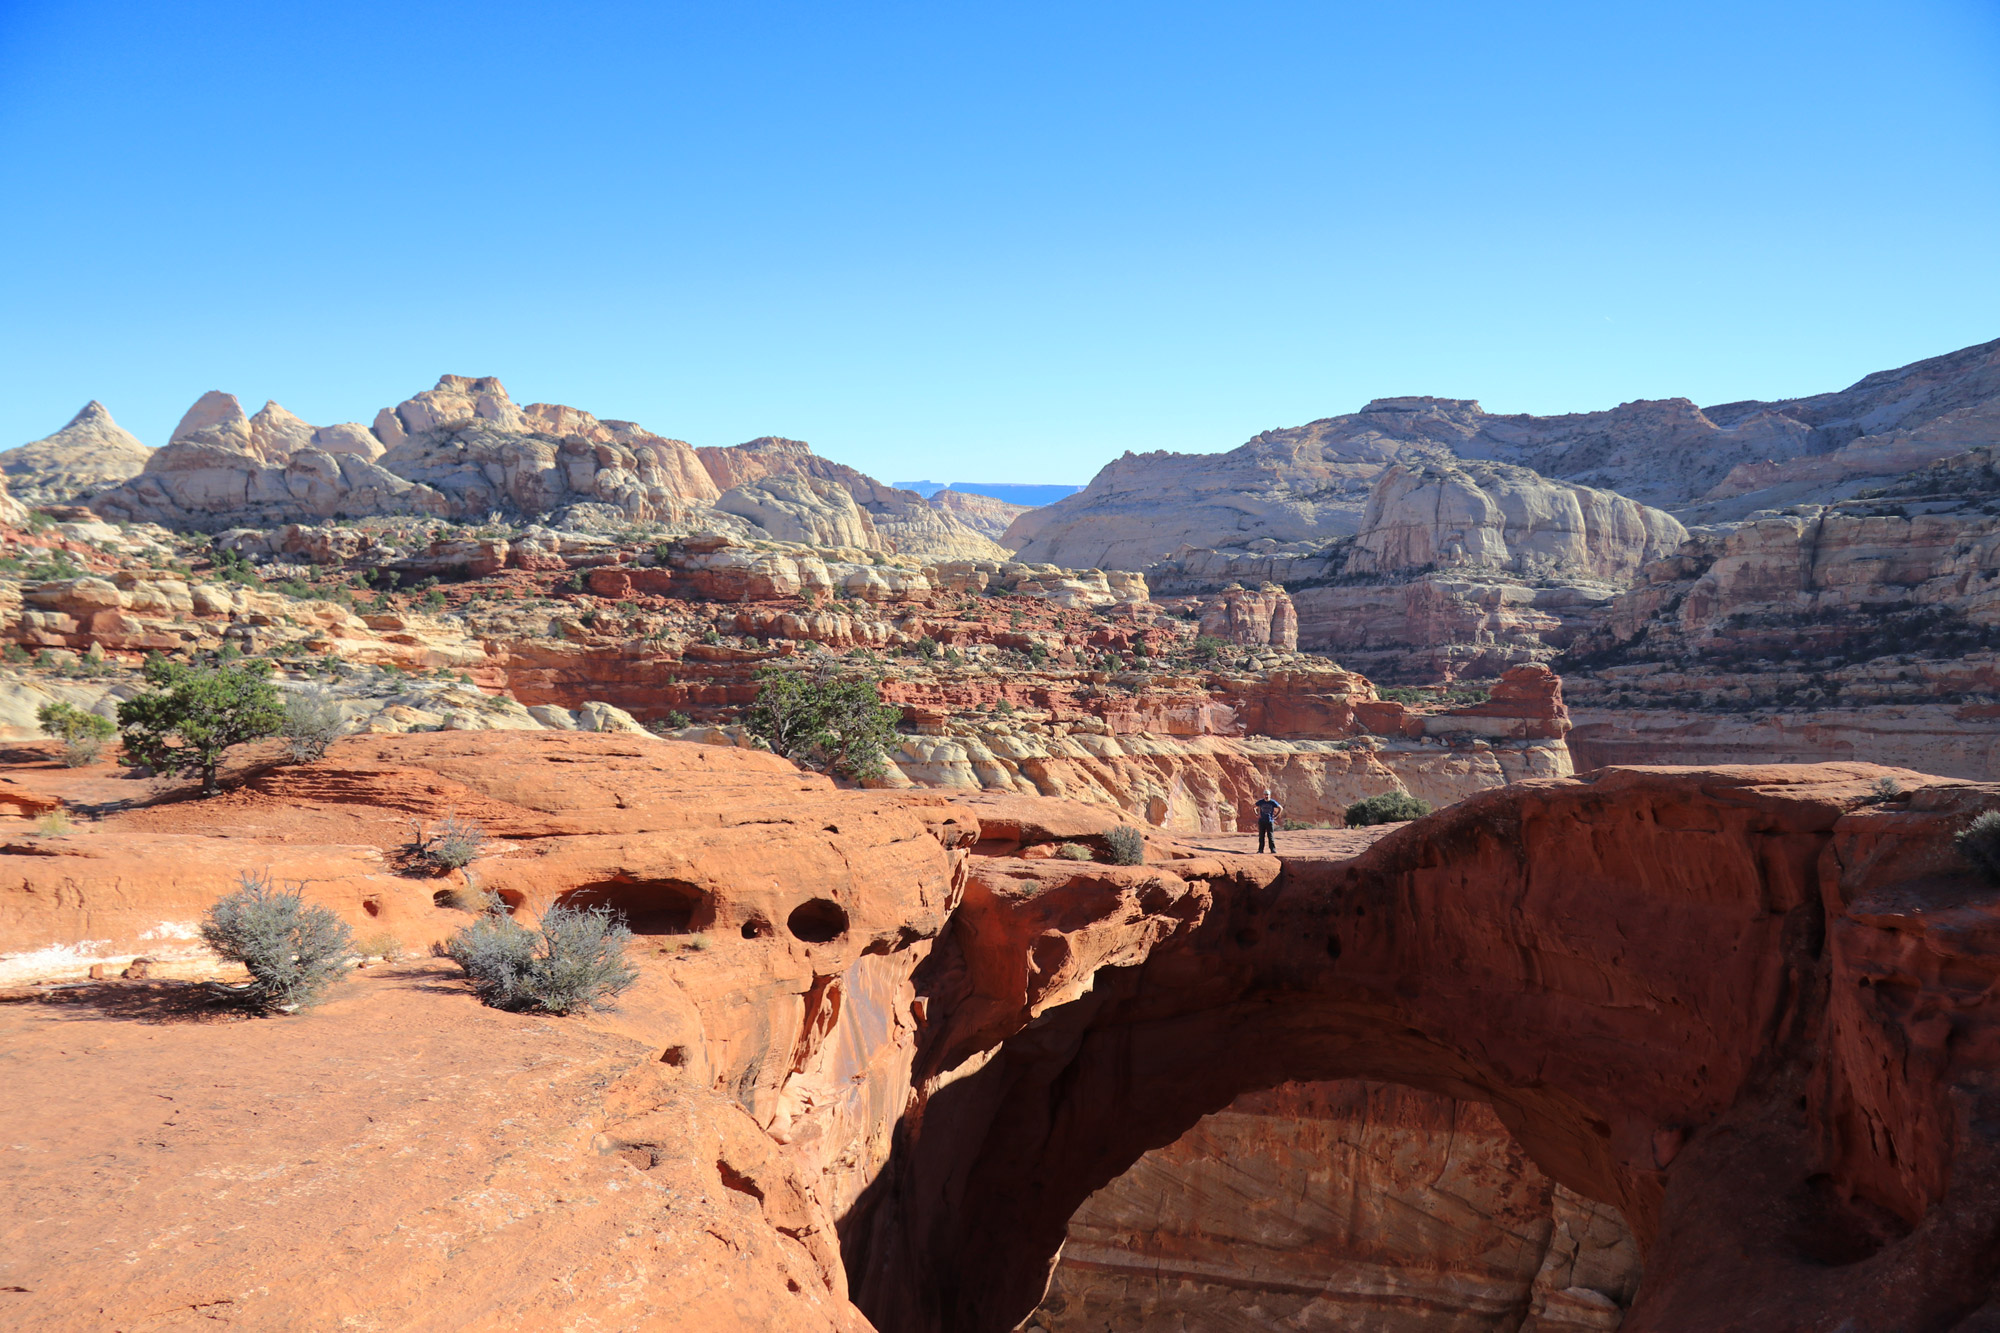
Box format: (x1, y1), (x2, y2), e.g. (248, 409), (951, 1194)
(1257, 822), (1276, 853)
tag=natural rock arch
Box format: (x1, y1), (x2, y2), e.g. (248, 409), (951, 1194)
(842, 766), (2000, 1333)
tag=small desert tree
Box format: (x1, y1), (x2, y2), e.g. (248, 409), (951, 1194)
(1344, 791), (1433, 827)
(118, 656), (285, 795)
(200, 871), (353, 1012)
(37, 700), (116, 767)
(745, 657), (901, 780)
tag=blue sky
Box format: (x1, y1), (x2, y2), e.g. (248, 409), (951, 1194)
(2, 1), (1996, 483)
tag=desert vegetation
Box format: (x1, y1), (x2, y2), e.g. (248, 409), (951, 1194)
(198, 871), (354, 1012)
(442, 895), (639, 1015)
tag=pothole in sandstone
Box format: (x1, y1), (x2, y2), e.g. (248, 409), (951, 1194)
(786, 898), (850, 943)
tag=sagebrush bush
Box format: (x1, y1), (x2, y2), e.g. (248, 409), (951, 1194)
(1055, 842), (1093, 861)
(445, 899), (638, 1015)
(281, 685), (347, 763)
(1957, 811), (2000, 884)
(413, 815), (486, 872)
(200, 871), (353, 1012)
(1344, 792), (1434, 827)
(1104, 825), (1145, 866)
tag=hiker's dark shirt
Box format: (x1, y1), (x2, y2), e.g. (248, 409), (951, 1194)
(1254, 798), (1280, 827)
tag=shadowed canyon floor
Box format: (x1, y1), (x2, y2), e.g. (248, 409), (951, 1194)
(2, 735), (1999, 1330)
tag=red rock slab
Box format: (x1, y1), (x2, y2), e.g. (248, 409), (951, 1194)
(0, 966), (870, 1333)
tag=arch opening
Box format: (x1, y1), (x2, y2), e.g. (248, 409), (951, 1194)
(1023, 1077), (1643, 1332)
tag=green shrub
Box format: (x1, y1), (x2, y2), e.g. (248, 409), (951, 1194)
(1191, 634), (1227, 662)
(1956, 811), (2000, 883)
(37, 700), (115, 767)
(745, 659), (901, 780)
(1103, 825), (1146, 865)
(1344, 792), (1433, 826)
(117, 657), (285, 795)
(1055, 842), (1093, 861)
(444, 899), (638, 1015)
(200, 871), (353, 1012)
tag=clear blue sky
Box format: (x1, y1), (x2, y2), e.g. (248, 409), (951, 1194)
(2, 1), (1996, 483)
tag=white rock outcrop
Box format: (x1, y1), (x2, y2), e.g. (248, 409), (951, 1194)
(0, 402), (152, 504)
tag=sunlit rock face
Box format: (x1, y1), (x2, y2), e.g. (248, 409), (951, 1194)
(0, 401), (152, 503)
(1026, 1079), (1641, 1333)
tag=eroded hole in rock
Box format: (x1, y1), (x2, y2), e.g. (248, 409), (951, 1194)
(660, 1045), (688, 1067)
(787, 898), (849, 944)
(556, 877), (706, 935)
(1026, 1079), (1643, 1332)
(362, 897), (381, 918)
(742, 917), (774, 940)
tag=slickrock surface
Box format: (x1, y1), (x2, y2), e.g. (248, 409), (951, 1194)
(0, 732), (975, 1332)
(0, 401), (152, 503)
(2, 740), (2000, 1330)
(1029, 1079), (1641, 1332)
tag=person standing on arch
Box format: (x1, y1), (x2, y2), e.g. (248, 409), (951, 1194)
(1253, 789), (1282, 853)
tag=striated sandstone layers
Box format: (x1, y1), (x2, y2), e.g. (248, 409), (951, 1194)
(1564, 454), (2000, 776)
(1029, 1080), (1640, 1332)
(1009, 336), (2000, 567)
(1143, 460), (1685, 681)
(0, 505), (1566, 830)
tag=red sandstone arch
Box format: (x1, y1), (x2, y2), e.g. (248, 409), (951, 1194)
(841, 766), (2000, 1333)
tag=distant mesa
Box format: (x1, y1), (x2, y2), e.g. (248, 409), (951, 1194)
(893, 481), (1082, 506)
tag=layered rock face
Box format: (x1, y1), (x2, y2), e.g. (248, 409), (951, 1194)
(1030, 1080), (1641, 1332)
(0, 400), (151, 502)
(1564, 454), (2000, 776)
(1007, 337), (2000, 568)
(1142, 459), (1686, 681)
(75, 378), (1009, 559)
(0, 503), (1567, 830)
(697, 437), (1012, 559)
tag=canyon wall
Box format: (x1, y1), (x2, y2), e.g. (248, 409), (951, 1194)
(1564, 454), (2000, 776)
(1029, 1080), (1640, 1332)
